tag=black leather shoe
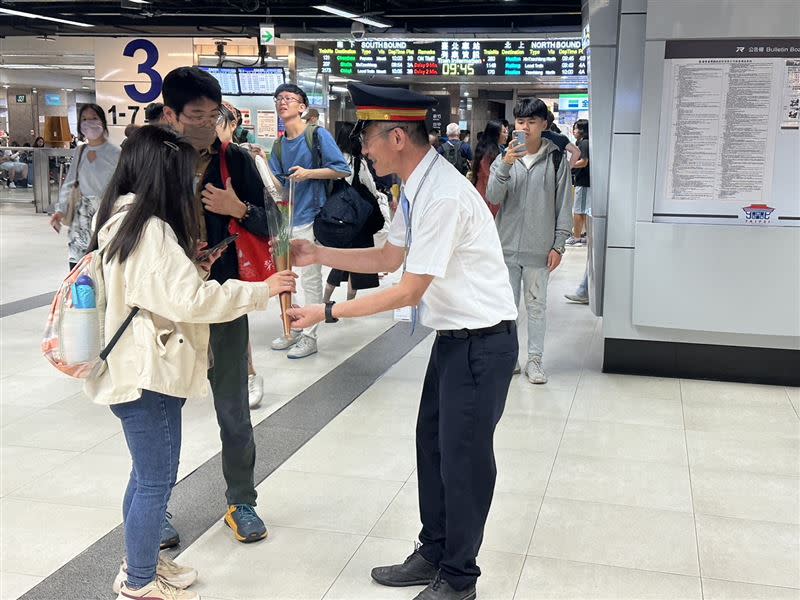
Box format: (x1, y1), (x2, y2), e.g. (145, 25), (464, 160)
(413, 574), (477, 600)
(371, 549), (438, 587)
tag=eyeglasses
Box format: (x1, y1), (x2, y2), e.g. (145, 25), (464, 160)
(179, 111), (223, 127)
(359, 125), (406, 147)
(275, 95), (302, 105)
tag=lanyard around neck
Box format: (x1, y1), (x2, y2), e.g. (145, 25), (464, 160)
(402, 154), (440, 271)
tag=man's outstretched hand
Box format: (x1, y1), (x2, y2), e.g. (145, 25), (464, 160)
(286, 304), (325, 329)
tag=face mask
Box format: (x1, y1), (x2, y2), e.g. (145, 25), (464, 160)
(80, 119), (105, 141)
(181, 123), (217, 150)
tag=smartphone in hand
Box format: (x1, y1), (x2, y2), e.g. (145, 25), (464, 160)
(196, 233), (239, 263)
(513, 131), (526, 147)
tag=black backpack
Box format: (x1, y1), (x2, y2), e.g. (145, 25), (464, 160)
(443, 140), (469, 175)
(313, 158), (377, 248)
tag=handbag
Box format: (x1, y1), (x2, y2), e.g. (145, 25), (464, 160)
(63, 145), (87, 227)
(218, 142), (277, 282)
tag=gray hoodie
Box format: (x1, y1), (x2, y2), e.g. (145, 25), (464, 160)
(486, 138), (572, 267)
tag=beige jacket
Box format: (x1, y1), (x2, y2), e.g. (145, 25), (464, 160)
(85, 194), (270, 405)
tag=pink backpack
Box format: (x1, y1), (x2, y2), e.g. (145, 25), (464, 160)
(42, 248), (137, 379)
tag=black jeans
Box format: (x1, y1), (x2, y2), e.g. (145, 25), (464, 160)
(416, 323), (518, 590)
(209, 315), (257, 506)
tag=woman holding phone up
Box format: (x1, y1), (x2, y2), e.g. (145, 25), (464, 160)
(86, 125), (296, 600)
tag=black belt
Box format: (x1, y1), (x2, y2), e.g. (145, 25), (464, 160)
(437, 320), (514, 339)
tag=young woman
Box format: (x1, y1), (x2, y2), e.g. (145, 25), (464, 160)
(33, 136), (46, 148)
(471, 119), (504, 216)
(51, 103), (122, 269)
(322, 123), (386, 303)
(86, 126), (296, 600)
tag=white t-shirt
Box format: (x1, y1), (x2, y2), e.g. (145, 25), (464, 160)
(388, 148), (518, 331)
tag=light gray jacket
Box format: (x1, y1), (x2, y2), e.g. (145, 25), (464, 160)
(486, 138), (573, 267)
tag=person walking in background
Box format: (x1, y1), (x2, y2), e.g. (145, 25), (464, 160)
(469, 119), (504, 217)
(302, 108), (320, 127)
(487, 97), (572, 385)
(268, 82), (350, 359)
(87, 125), (296, 600)
(567, 119), (590, 246)
(543, 111), (582, 169)
(50, 103), (121, 269)
(322, 123), (386, 303)
(438, 122), (472, 176)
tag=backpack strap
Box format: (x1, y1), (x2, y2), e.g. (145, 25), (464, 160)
(306, 124), (322, 169)
(73, 144), (87, 188)
(551, 149), (563, 204)
(219, 141), (230, 184)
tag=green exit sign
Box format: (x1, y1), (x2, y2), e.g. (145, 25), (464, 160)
(15, 94), (27, 103)
(259, 24), (275, 45)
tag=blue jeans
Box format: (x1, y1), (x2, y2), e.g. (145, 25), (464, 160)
(110, 390), (184, 589)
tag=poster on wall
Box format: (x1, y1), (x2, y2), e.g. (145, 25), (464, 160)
(654, 39), (800, 227)
(257, 110), (277, 138)
(95, 38), (194, 145)
(781, 59), (800, 129)
(239, 108), (252, 127)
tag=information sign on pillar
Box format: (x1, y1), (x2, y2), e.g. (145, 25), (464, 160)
(94, 38), (194, 145)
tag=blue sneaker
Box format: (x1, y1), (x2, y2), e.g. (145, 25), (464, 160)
(160, 511), (180, 549)
(225, 504), (268, 543)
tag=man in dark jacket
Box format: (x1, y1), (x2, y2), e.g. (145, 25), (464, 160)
(161, 66), (271, 545)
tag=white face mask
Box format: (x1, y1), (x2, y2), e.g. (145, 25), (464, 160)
(80, 119), (105, 141)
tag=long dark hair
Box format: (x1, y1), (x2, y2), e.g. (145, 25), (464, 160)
(89, 125), (200, 264)
(470, 119), (503, 184)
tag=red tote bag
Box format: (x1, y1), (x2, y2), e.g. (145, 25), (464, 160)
(219, 142), (277, 282)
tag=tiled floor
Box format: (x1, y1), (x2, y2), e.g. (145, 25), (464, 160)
(1, 205), (799, 600)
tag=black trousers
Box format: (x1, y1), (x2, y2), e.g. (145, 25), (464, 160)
(416, 323), (518, 590)
(209, 315), (257, 506)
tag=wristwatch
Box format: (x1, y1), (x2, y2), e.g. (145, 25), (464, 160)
(325, 301), (339, 324)
(552, 246), (565, 256)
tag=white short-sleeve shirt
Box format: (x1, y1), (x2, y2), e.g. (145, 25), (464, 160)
(388, 148), (518, 331)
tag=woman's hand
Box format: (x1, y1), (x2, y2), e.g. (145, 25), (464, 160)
(50, 212), (64, 233)
(195, 242), (225, 273)
(266, 270), (298, 297)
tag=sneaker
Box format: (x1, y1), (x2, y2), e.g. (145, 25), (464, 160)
(8, 181), (15, 189)
(564, 293), (589, 304)
(248, 374), (263, 409)
(160, 512), (179, 549)
(113, 556), (198, 594)
(577, 235), (588, 246)
(371, 548), (438, 587)
(525, 356), (548, 385)
(412, 573), (476, 600)
(565, 236), (580, 246)
(287, 335), (317, 359)
(271, 330), (301, 351)
(224, 504), (267, 543)
(117, 577), (199, 600)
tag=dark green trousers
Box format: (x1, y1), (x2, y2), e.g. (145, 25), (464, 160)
(209, 315), (257, 506)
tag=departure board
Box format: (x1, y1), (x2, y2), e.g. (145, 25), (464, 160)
(317, 39), (586, 78)
(199, 67), (240, 95)
(238, 67), (285, 95)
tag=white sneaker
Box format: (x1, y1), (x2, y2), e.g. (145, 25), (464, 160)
(8, 181), (15, 189)
(287, 335), (317, 359)
(271, 330), (301, 351)
(564, 293), (589, 304)
(248, 374), (264, 409)
(117, 578), (200, 599)
(113, 556), (198, 594)
(525, 356), (548, 384)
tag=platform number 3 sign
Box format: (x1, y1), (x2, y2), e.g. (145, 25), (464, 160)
(105, 39), (162, 127)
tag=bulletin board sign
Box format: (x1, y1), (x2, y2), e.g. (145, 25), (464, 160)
(653, 39), (800, 227)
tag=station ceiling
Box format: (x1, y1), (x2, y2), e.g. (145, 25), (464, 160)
(0, 0), (582, 37)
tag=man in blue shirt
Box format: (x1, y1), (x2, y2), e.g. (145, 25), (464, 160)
(268, 83), (350, 358)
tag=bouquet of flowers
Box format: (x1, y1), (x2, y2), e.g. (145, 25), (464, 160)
(268, 180), (295, 338)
